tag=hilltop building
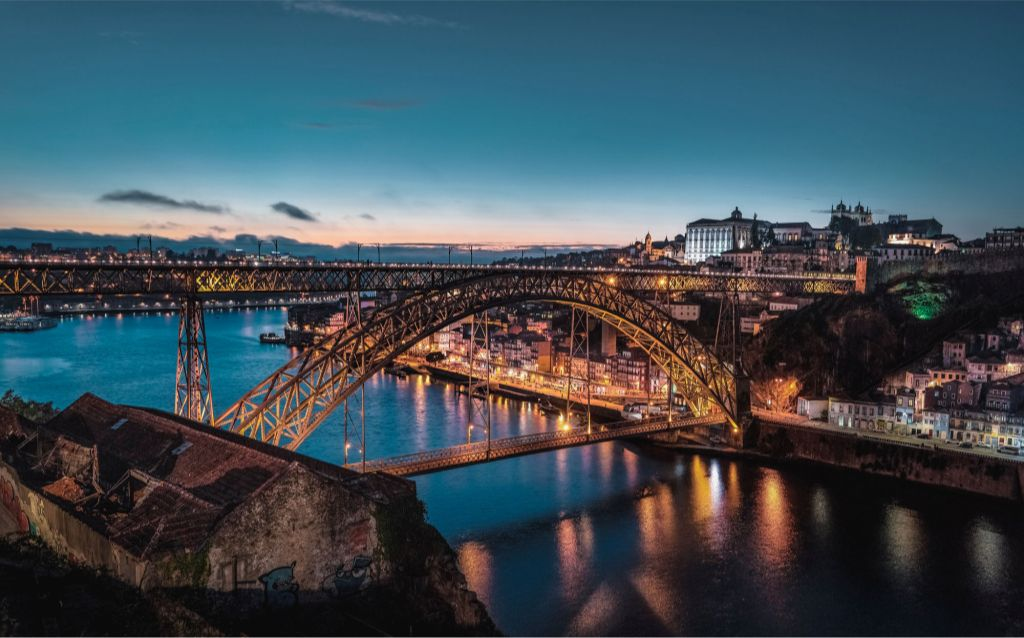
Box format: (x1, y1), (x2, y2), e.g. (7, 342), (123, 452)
(685, 207), (768, 264)
(830, 201), (873, 226)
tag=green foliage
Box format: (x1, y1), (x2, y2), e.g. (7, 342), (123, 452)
(157, 550), (211, 588)
(745, 271), (1024, 398)
(0, 389), (58, 423)
(372, 495), (438, 576)
(889, 280), (951, 320)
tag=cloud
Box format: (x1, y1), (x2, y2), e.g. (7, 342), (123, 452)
(358, 213), (376, 221)
(98, 189), (228, 214)
(271, 201), (318, 222)
(209, 225), (227, 233)
(288, 1), (461, 28)
(141, 221), (181, 231)
(348, 99), (421, 111)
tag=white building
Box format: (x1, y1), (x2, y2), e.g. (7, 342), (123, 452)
(685, 207), (767, 264)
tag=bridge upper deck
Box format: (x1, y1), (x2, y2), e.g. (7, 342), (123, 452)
(0, 260), (855, 297)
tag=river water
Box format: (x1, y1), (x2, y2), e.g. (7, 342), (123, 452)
(3, 309), (1024, 635)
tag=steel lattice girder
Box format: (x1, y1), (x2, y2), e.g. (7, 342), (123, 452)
(216, 272), (739, 450)
(175, 297), (214, 425)
(0, 262), (855, 297)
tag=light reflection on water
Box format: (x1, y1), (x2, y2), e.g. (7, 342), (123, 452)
(5, 310), (1024, 635)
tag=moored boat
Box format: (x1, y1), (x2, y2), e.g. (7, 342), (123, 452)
(0, 313), (57, 332)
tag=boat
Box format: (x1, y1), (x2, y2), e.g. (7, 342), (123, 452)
(538, 397), (563, 416)
(0, 313), (57, 332)
(383, 365), (408, 379)
(424, 351), (447, 363)
(259, 332), (286, 344)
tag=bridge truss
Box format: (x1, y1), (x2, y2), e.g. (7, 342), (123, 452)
(0, 262), (855, 297)
(215, 270), (742, 452)
(0, 260), (852, 455)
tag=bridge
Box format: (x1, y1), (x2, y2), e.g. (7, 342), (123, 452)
(0, 259), (855, 467)
(350, 414), (727, 476)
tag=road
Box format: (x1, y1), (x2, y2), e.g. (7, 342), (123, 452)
(755, 408), (1024, 464)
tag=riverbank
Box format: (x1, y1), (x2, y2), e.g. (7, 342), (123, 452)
(418, 363), (624, 420)
(645, 418), (1024, 502)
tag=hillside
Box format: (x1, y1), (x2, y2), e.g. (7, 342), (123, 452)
(742, 270), (1024, 404)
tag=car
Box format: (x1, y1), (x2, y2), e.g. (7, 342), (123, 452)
(915, 433), (931, 439)
(958, 441), (974, 449)
(997, 446), (1020, 456)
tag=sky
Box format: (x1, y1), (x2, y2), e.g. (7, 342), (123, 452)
(1, 1), (1022, 255)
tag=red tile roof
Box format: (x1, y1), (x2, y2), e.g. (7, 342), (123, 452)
(19, 393), (387, 560)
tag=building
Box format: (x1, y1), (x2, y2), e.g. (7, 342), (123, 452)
(942, 338), (968, 368)
(828, 396), (897, 432)
(876, 243), (932, 262)
(830, 201), (873, 226)
(685, 207), (768, 264)
(665, 303), (701, 322)
(0, 393), (431, 598)
(967, 354), (1011, 383)
(886, 232), (959, 254)
(796, 396), (828, 420)
(882, 214), (940, 236)
(985, 227), (1024, 251)
(768, 296), (812, 313)
(771, 222), (813, 246)
(984, 381), (1024, 413)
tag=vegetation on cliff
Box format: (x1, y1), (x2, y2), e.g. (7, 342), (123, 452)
(743, 270), (1024, 404)
(0, 389), (58, 423)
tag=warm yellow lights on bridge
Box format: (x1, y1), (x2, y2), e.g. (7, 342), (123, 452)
(606, 275), (617, 286)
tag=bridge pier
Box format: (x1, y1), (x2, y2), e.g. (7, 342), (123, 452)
(174, 295), (214, 425)
(729, 371), (757, 448)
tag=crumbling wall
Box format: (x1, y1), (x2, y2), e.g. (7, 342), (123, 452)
(0, 461), (145, 583)
(201, 463), (379, 598)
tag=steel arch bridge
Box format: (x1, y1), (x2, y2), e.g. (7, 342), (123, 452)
(0, 259), (855, 456)
(215, 270), (743, 451)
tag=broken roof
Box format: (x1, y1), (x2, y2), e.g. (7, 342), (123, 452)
(6, 393), (407, 561)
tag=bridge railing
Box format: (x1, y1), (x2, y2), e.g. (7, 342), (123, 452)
(350, 413), (726, 473)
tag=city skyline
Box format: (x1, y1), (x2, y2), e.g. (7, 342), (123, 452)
(2, 1), (1023, 246)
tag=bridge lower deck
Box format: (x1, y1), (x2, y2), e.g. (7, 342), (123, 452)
(348, 414), (727, 476)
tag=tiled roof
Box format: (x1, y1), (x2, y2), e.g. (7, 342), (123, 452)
(19, 392), (381, 560)
(0, 406), (30, 440)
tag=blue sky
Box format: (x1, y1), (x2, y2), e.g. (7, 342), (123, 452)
(1, 1), (1022, 249)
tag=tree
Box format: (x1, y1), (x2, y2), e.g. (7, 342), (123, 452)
(0, 390), (58, 423)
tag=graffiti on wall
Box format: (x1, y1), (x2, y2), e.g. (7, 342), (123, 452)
(258, 561), (299, 607)
(257, 553), (374, 607)
(0, 476), (30, 533)
(324, 555), (372, 598)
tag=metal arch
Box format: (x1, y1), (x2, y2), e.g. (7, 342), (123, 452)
(215, 271), (739, 451)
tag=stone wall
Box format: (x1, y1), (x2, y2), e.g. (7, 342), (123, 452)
(0, 461), (146, 583)
(755, 420), (1024, 501)
(858, 251), (1024, 292)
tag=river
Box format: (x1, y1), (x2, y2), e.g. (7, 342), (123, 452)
(3, 309), (1024, 635)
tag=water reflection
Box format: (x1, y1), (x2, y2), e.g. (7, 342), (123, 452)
(969, 519), (1008, 593)
(457, 541), (493, 603)
(884, 505), (924, 585)
(756, 469), (793, 570)
(556, 514), (595, 600)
